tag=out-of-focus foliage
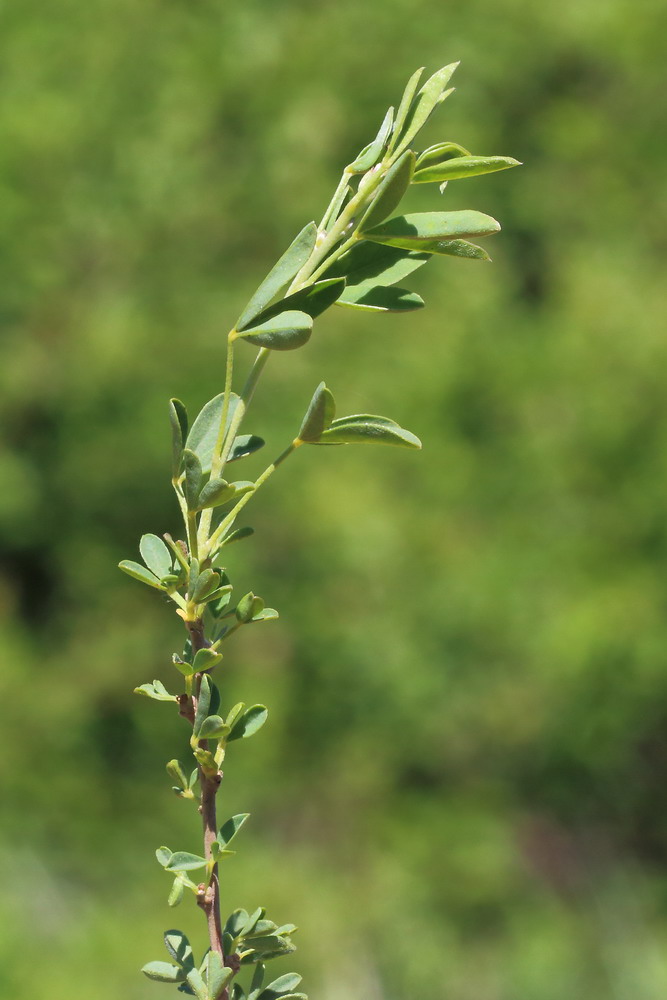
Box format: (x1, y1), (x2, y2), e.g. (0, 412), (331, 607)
(1, 1), (666, 998)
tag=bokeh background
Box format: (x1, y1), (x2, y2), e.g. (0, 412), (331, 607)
(1, 1), (667, 997)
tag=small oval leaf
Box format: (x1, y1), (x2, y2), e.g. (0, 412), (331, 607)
(414, 154), (522, 184)
(315, 417), (421, 449)
(118, 560), (163, 590)
(337, 285), (424, 312)
(140, 534), (172, 579)
(236, 222), (318, 331)
(142, 961), (186, 983)
(165, 851), (208, 872)
(298, 382), (336, 442)
(363, 211), (501, 250)
(228, 705), (269, 742)
(234, 311), (313, 351)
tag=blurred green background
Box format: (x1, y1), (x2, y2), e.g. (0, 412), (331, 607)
(1, 0), (667, 997)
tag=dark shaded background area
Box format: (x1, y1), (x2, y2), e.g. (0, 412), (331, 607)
(1, 1), (667, 998)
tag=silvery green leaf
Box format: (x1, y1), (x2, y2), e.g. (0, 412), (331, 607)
(186, 393), (241, 474)
(206, 951), (233, 999)
(363, 211), (500, 250)
(142, 961), (186, 983)
(140, 533), (172, 579)
(118, 560), (163, 590)
(168, 877), (185, 907)
(233, 311), (313, 351)
(236, 222), (318, 331)
(183, 449), (203, 510)
(197, 715), (230, 740)
(164, 929), (195, 970)
(298, 382), (336, 442)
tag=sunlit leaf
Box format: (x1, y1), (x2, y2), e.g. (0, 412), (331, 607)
(415, 141), (470, 169)
(297, 382), (336, 442)
(252, 279), (346, 325)
(192, 648), (224, 673)
(387, 67), (424, 155)
(218, 812), (250, 847)
(168, 877), (185, 907)
(315, 416), (421, 449)
(233, 311), (313, 351)
(393, 62), (459, 156)
(236, 222), (318, 331)
(348, 106), (394, 173)
(258, 974), (303, 1000)
(228, 705), (269, 742)
(198, 715), (230, 740)
(363, 211), (500, 250)
(414, 154), (521, 183)
(118, 560), (163, 590)
(235, 592), (264, 623)
(338, 285), (424, 312)
(186, 393), (241, 474)
(165, 852), (208, 872)
(324, 241), (430, 292)
(164, 930), (195, 970)
(140, 534), (172, 579)
(183, 450), (203, 510)
(186, 967), (210, 1000)
(359, 150), (415, 232)
(206, 951), (233, 999)
(142, 961), (186, 983)
(135, 680), (176, 702)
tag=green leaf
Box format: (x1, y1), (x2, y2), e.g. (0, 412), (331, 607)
(194, 748), (218, 773)
(232, 983), (248, 1000)
(166, 759), (189, 790)
(393, 62), (459, 156)
(186, 967), (210, 1000)
(388, 67), (424, 156)
(415, 141), (470, 168)
(338, 285), (424, 312)
(206, 951), (233, 999)
(169, 398), (189, 479)
(233, 311), (313, 352)
(225, 702), (246, 730)
(363, 211), (501, 250)
(236, 592), (264, 623)
(173, 654), (196, 677)
(228, 435), (265, 463)
(186, 393), (241, 474)
(198, 716), (230, 740)
(250, 963), (266, 998)
(414, 153), (522, 183)
(225, 909), (250, 938)
(315, 416), (421, 449)
(348, 106), (394, 173)
(168, 877), (185, 907)
(243, 936), (296, 959)
(228, 705), (269, 742)
(192, 648), (224, 673)
(140, 534), (172, 579)
(156, 846), (173, 867)
(236, 222), (318, 331)
(249, 608), (279, 623)
(253, 279), (346, 326)
(297, 382), (336, 442)
(183, 450), (203, 510)
(135, 680), (176, 702)
(166, 852), (208, 872)
(165, 930), (195, 970)
(142, 961), (186, 983)
(245, 919), (277, 938)
(241, 908), (265, 938)
(258, 974), (303, 1000)
(428, 239), (491, 261)
(218, 525), (255, 548)
(192, 569), (222, 603)
(197, 480), (255, 513)
(325, 240), (430, 293)
(194, 674), (212, 733)
(118, 560), (163, 590)
(359, 150), (415, 232)
(218, 813), (250, 848)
